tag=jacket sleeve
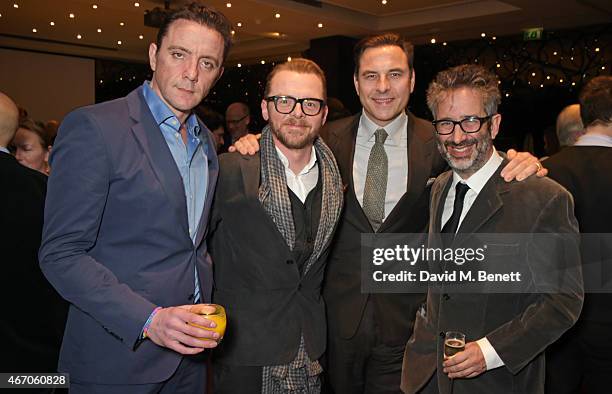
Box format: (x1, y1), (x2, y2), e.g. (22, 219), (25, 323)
(39, 108), (156, 349)
(485, 189), (584, 374)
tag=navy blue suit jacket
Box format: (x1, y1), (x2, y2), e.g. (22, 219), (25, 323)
(39, 86), (218, 384)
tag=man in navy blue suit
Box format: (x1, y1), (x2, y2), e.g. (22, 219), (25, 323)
(39, 4), (232, 393)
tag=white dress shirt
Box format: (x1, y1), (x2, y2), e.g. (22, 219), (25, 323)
(276, 145), (318, 203)
(441, 148), (505, 371)
(353, 111), (408, 220)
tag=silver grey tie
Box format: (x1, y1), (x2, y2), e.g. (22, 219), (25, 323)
(363, 128), (388, 232)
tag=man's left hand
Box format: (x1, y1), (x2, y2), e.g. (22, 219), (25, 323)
(501, 149), (547, 181)
(442, 342), (487, 379)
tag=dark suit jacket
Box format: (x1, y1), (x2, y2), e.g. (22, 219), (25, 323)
(39, 87), (218, 384)
(1, 151), (67, 373)
(210, 151), (337, 365)
(321, 112), (447, 344)
(546, 145), (612, 322)
(401, 161), (584, 394)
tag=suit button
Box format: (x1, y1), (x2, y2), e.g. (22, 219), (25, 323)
(442, 294), (450, 301)
(440, 332), (445, 338)
(286, 259), (294, 265)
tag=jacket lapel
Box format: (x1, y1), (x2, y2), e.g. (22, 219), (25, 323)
(453, 161), (508, 247)
(195, 121), (219, 247)
(127, 87), (189, 236)
(329, 115), (373, 233)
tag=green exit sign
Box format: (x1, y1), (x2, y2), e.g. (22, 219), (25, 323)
(523, 28), (544, 41)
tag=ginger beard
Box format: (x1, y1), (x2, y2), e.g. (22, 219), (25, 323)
(268, 116), (320, 150)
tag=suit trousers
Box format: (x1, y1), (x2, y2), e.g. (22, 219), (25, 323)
(69, 352), (207, 394)
(326, 300), (404, 394)
(546, 321), (612, 394)
(213, 363), (263, 394)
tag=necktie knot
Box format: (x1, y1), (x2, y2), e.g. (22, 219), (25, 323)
(455, 182), (470, 199)
(375, 128), (388, 144)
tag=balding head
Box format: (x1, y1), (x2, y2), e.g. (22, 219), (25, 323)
(0, 92), (19, 148)
(556, 104), (584, 147)
(225, 102), (251, 139)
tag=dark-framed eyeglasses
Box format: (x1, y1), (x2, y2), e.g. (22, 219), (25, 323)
(432, 115), (494, 135)
(265, 95), (326, 116)
(226, 114), (249, 125)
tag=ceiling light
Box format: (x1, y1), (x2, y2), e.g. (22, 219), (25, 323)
(69, 13), (75, 18)
(546, 75), (550, 80)
(492, 36), (497, 40)
(226, 2), (232, 7)
(134, 2), (140, 6)
(50, 21), (55, 26)
(496, 63), (500, 68)
(595, 47), (600, 52)
(139, 35), (144, 39)
(92, 4), (98, 9)
(275, 13), (280, 18)
(443, 42), (447, 46)
(32, 28), (37, 33)
(531, 72), (536, 77)
(560, 79), (564, 83)
(572, 82), (576, 86)
(553, 51), (557, 55)
(430, 38), (436, 44)
(231, 30), (235, 35)
(97, 28), (102, 33)
(120, 22), (125, 26)
(237, 63), (242, 67)
(287, 56), (292, 61)
(77, 34), (82, 39)
(13, 3), (18, 8)
(540, 84), (544, 88)
(505, 93), (510, 97)
(117, 40), (122, 45)
(480, 33), (486, 38)
(382, 0), (387, 4)
(261, 60), (265, 64)
(317, 23), (323, 28)
(237, 22), (242, 27)
(603, 66), (606, 70)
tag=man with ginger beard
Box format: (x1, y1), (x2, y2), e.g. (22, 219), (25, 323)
(210, 58), (343, 393)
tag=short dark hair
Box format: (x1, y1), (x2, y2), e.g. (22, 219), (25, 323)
(156, 2), (233, 62)
(427, 64), (501, 118)
(579, 76), (612, 127)
(264, 58), (327, 100)
(353, 33), (414, 75)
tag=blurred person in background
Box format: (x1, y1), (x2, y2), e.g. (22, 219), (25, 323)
(11, 117), (52, 174)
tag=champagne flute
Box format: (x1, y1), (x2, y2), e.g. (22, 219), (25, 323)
(189, 304), (227, 343)
(444, 331), (466, 394)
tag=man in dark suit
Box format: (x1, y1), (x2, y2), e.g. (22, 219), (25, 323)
(401, 64), (583, 394)
(211, 58), (343, 393)
(38, 4), (232, 393)
(1, 91), (66, 378)
(232, 33), (545, 394)
(545, 76), (612, 394)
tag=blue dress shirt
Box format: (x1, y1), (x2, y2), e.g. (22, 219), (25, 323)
(142, 81), (208, 301)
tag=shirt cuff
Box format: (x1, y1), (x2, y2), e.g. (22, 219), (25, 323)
(476, 337), (504, 370)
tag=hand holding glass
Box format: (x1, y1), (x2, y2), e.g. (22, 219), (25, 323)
(189, 304), (227, 343)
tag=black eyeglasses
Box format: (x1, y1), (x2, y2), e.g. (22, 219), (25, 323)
(432, 115), (494, 135)
(226, 114), (249, 125)
(265, 95), (326, 116)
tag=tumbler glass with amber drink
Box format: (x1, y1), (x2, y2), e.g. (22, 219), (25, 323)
(444, 331), (466, 358)
(189, 304), (227, 343)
